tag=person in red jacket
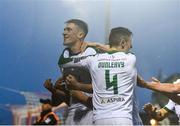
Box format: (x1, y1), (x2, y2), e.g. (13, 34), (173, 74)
(33, 99), (60, 125)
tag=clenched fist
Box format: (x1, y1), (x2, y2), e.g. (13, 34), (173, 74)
(44, 79), (54, 92)
(143, 103), (157, 114)
(65, 74), (80, 90)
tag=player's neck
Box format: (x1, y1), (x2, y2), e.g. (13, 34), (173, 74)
(110, 47), (127, 52)
(70, 40), (83, 54)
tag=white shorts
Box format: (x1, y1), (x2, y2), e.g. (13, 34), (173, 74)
(94, 117), (133, 125)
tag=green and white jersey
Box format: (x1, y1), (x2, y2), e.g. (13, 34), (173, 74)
(63, 51), (137, 121)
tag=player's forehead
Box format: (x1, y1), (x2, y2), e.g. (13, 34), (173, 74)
(64, 23), (78, 30)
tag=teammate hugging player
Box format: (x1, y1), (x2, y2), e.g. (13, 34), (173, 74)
(63, 27), (139, 125)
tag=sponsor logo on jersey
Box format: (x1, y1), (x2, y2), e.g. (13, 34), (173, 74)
(100, 96), (125, 104)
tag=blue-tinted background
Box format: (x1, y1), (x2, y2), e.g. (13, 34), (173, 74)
(0, 0), (179, 124)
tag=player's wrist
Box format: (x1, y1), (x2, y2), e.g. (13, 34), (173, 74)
(70, 90), (78, 98)
(144, 82), (152, 89)
(142, 82), (148, 88)
(74, 82), (81, 90)
(50, 87), (56, 93)
(47, 86), (56, 93)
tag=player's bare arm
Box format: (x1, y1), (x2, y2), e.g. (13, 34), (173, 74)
(70, 90), (93, 109)
(65, 74), (93, 93)
(81, 41), (110, 53)
(137, 75), (148, 88)
(136, 76), (180, 94)
(142, 78), (180, 104)
(146, 78), (180, 94)
(45, 77), (94, 108)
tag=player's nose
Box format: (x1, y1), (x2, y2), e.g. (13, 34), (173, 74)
(63, 29), (68, 36)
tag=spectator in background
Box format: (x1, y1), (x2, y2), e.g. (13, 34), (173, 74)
(33, 99), (60, 125)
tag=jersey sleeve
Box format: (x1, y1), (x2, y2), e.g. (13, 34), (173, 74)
(127, 53), (136, 69)
(76, 56), (88, 66)
(84, 46), (98, 55)
(58, 47), (97, 68)
(164, 99), (175, 112)
(60, 56), (93, 68)
(58, 48), (73, 67)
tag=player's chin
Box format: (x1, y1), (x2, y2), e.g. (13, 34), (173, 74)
(63, 41), (72, 46)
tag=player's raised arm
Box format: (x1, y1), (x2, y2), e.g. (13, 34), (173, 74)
(144, 78), (180, 104)
(137, 76), (180, 93)
(81, 41), (110, 53)
(146, 78), (180, 94)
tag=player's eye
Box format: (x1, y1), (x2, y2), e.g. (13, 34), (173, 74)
(67, 28), (72, 32)
(64, 28), (72, 32)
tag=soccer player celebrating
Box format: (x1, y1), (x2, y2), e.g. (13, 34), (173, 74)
(44, 19), (100, 125)
(66, 39), (146, 125)
(63, 27), (138, 125)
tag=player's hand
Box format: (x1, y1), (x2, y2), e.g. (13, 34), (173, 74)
(143, 103), (157, 115)
(65, 74), (80, 90)
(54, 77), (64, 89)
(43, 79), (54, 92)
(151, 77), (160, 83)
(147, 77), (161, 85)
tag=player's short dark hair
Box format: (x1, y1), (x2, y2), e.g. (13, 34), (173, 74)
(66, 19), (88, 38)
(109, 27), (132, 47)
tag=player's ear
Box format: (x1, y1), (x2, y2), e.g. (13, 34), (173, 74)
(120, 39), (126, 49)
(77, 31), (84, 39)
